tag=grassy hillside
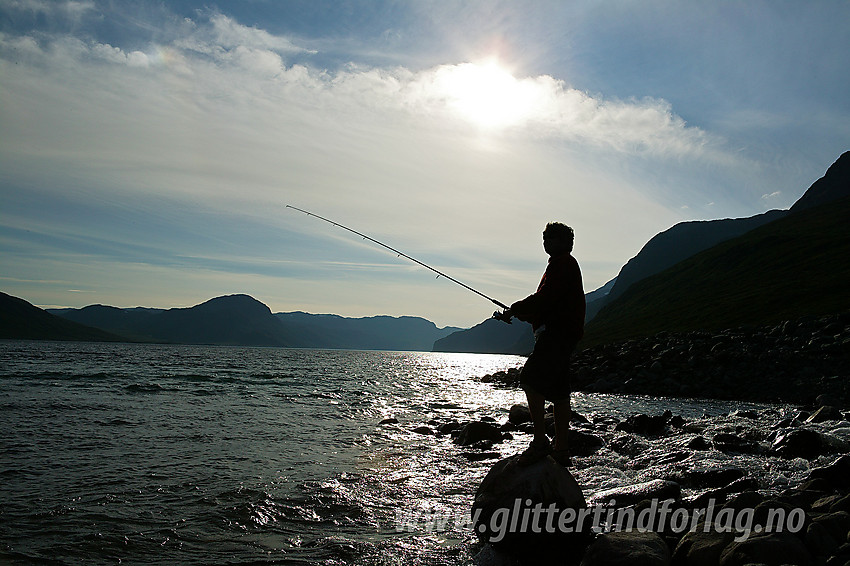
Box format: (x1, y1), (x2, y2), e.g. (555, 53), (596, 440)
(582, 197), (850, 347)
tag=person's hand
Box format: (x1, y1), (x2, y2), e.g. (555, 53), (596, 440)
(492, 309), (513, 324)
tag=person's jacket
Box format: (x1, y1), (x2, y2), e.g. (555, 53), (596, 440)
(510, 252), (585, 343)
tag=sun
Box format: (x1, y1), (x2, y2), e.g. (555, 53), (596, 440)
(438, 60), (537, 130)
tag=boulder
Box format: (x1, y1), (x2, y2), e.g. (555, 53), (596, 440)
(581, 530), (671, 566)
(712, 433), (759, 453)
(807, 405), (844, 423)
(508, 404), (532, 425)
(472, 455), (589, 559)
(682, 466), (747, 489)
(610, 434), (651, 456)
(672, 528), (735, 566)
(454, 421), (504, 447)
(590, 479), (681, 508)
(686, 435), (711, 451)
(808, 455), (850, 489)
(718, 531), (812, 566)
(615, 411), (672, 435)
(772, 429), (824, 459)
(567, 429), (605, 456)
(816, 394), (844, 409)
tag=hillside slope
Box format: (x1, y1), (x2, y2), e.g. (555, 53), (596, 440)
(582, 197), (850, 346)
(0, 292), (125, 341)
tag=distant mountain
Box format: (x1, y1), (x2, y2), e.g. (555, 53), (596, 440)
(46, 294), (460, 350)
(0, 292), (124, 341)
(274, 311), (461, 351)
(584, 277), (616, 322)
(49, 304), (163, 341)
(433, 318), (534, 355)
(583, 197), (850, 346)
(140, 294), (296, 346)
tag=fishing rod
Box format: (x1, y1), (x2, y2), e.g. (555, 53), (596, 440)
(286, 205), (510, 313)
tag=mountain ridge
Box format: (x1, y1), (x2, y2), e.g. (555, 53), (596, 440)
(26, 294), (461, 351)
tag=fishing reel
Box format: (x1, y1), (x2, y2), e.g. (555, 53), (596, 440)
(492, 309), (513, 324)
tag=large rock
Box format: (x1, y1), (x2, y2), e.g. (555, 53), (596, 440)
(615, 411), (672, 435)
(808, 455), (850, 489)
(672, 529), (735, 566)
(718, 531), (812, 566)
(581, 530), (671, 566)
(454, 421), (504, 447)
(806, 405), (843, 423)
(508, 404), (532, 425)
(566, 429), (606, 457)
(472, 455), (589, 559)
(590, 479), (681, 508)
(771, 428), (824, 459)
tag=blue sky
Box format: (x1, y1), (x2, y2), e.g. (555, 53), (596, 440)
(1, 0), (849, 327)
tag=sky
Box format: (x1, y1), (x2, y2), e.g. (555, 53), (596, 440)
(1, 0), (849, 328)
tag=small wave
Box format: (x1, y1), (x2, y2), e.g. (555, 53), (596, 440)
(95, 418), (135, 426)
(125, 383), (165, 393)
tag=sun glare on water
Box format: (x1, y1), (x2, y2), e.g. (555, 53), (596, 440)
(438, 60), (540, 130)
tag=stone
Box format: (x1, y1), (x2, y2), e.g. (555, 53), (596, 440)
(411, 425), (434, 435)
(672, 528), (735, 566)
(590, 479), (681, 508)
(454, 421), (505, 447)
(378, 417), (399, 425)
(718, 532), (812, 566)
(508, 404), (531, 425)
(472, 455), (589, 559)
(816, 394), (844, 409)
(610, 434), (651, 456)
(615, 411), (672, 435)
(712, 433), (759, 454)
(567, 429), (605, 456)
(808, 455), (850, 489)
(772, 429), (824, 459)
(684, 466), (747, 489)
(687, 435), (712, 450)
(811, 511), (850, 544)
(807, 406), (844, 423)
(806, 521), (840, 558)
(581, 530), (671, 566)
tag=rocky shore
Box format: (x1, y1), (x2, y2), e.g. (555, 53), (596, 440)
(419, 397), (850, 565)
(389, 311), (850, 564)
(481, 312), (850, 405)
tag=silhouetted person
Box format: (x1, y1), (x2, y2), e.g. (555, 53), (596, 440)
(500, 222), (585, 466)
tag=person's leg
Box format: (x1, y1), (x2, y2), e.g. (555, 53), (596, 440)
(526, 388), (547, 443)
(552, 397), (571, 451)
(517, 388), (552, 465)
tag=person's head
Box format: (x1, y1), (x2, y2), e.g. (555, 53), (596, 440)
(542, 222), (574, 256)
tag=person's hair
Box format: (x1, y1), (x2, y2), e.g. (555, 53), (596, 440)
(543, 222), (575, 252)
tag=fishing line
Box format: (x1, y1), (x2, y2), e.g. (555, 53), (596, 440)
(286, 205), (509, 311)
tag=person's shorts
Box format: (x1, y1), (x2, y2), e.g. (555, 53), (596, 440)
(520, 330), (576, 402)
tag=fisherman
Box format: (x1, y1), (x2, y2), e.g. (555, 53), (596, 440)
(497, 222), (585, 466)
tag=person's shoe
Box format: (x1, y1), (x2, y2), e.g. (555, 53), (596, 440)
(551, 448), (572, 467)
(516, 437), (552, 466)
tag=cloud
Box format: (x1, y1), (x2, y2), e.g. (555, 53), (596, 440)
(1, 0), (95, 20)
(0, 6), (766, 324)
